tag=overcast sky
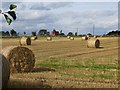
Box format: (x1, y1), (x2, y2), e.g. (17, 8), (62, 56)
(1, 1), (118, 35)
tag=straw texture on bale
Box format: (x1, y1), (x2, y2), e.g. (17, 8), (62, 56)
(67, 36), (70, 39)
(70, 37), (74, 40)
(0, 54), (10, 88)
(82, 36), (88, 40)
(47, 37), (52, 41)
(87, 38), (100, 48)
(20, 36), (31, 45)
(1, 46), (35, 73)
(31, 36), (37, 40)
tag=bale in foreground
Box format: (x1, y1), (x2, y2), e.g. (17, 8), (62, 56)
(0, 54), (10, 88)
(87, 38), (100, 48)
(1, 46), (35, 73)
(20, 36), (31, 45)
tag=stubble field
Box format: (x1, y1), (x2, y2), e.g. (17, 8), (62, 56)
(1, 37), (119, 88)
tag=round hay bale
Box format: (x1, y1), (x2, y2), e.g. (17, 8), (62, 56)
(86, 35), (89, 38)
(70, 37), (74, 40)
(87, 38), (100, 48)
(94, 35), (97, 38)
(20, 36), (31, 45)
(67, 36), (70, 39)
(0, 54), (10, 88)
(47, 37), (52, 41)
(31, 36), (37, 40)
(81, 36), (88, 40)
(1, 46), (35, 73)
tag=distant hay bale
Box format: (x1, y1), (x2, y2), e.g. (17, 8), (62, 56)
(1, 46), (35, 73)
(70, 37), (74, 40)
(81, 36), (88, 40)
(47, 37), (52, 41)
(87, 38), (100, 48)
(94, 36), (97, 38)
(20, 36), (31, 45)
(86, 35), (89, 38)
(67, 36), (70, 39)
(0, 54), (10, 88)
(31, 36), (37, 40)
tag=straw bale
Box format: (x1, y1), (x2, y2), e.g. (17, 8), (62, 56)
(20, 36), (31, 45)
(1, 46), (35, 73)
(47, 37), (52, 41)
(87, 38), (100, 48)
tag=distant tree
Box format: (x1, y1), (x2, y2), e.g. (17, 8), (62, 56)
(5, 31), (10, 36)
(60, 30), (62, 34)
(75, 32), (77, 36)
(87, 33), (92, 36)
(10, 29), (17, 36)
(52, 29), (59, 36)
(38, 29), (47, 36)
(23, 32), (26, 36)
(31, 31), (36, 36)
(59, 30), (65, 36)
(67, 32), (74, 36)
(47, 32), (50, 36)
(107, 30), (120, 36)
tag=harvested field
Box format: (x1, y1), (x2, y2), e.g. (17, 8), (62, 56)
(1, 37), (119, 88)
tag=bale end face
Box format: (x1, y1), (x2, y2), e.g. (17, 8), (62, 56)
(1, 46), (35, 73)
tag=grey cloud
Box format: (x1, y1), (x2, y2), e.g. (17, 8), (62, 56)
(30, 2), (72, 11)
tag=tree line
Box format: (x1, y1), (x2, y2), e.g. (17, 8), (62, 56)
(1, 29), (120, 37)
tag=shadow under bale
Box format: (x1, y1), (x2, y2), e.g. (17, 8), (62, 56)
(32, 67), (55, 72)
(8, 77), (51, 88)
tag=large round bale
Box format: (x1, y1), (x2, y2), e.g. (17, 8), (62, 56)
(70, 37), (74, 40)
(1, 46), (35, 73)
(20, 36), (31, 45)
(31, 36), (37, 40)
(81, 36), (88, 40)
(87, 38), (100, 48)
(0, 54), (10, 88)
(47, 37), (52, 41)
(67, 36), (70, 39)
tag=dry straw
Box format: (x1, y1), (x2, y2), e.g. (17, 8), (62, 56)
(87, 38), (100, 48)
(0, 54), (10, 88)
(70, 37), (74, 40)
(20, 36), (31, 45)
(31, 36), (37, 40)
(1, 46), (35, 73)
(47, 37), (52, 41)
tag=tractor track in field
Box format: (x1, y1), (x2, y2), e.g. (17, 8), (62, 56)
(50, 46), (119, 58)
(10, 75), (118, 88)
